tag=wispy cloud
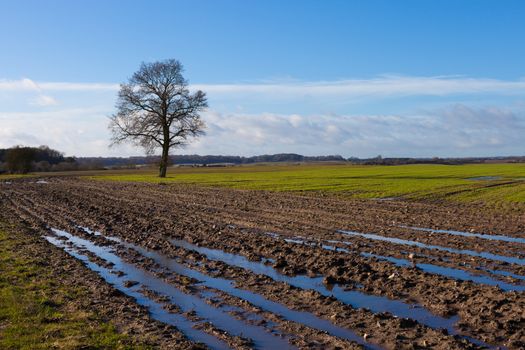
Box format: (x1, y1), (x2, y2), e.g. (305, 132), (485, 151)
(31, 95), (58, 106)
(0, 78), (119, 91)
(2, 76), (525, 97)
(195, 75), (525, 97)
(1, 75), (525, 157)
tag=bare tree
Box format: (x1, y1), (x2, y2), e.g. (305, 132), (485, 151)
(109, 59), (207, 177)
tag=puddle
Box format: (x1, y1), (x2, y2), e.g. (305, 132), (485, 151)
(48, 229), (294, 350)
(171, 239), (499, 348)
(77, 229), (380, 349)
(266, 232), (351, 254)
(283, 237), (351, 253)
(489, 269), (525, 281)
(44, 235), (230, 350)
(467, 176), (502, 181)
(320, 244), (350, 253)
(36, 180), (49, 184)
(77, 227), (381, 349)
(265, 234), (524, 291)
(361, 252), (412, 267)
(214, 302), (279, 330)
(362, 253), (525, 292)
(374, 197), (400, 201)
(412, 252), (451, 263)
(326, 239), (353, 246)
(265, 232), (354, 250)
(265, 232), (281, 239)
(403, 226), (525, 245)
(283, 238), (311, 245)
(171, 240), (462, 333)
(339, 230), (525, 266)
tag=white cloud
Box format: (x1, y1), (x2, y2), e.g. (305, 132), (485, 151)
(1, 75), (525, 158)
(0, 78), (40, 91)
(181, 106), (525, 157)
(2, 75), (525, 97)
(31, 94), (58, 106)
(0, 105), (523, 158)
(193, 75), (525, 98)
(0, 107), (135, 156)
(0, 78), (119, 91)
(37, 82), (120, 91)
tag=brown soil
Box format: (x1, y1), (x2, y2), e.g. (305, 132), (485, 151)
(1, 178), (523, 349)
(0, 213), (198, 349)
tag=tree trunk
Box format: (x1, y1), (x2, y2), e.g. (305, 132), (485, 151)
(159, 144), (169, 178)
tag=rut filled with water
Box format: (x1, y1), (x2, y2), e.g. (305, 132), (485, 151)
(170, 239), (495, 348)
(270, 232), (525, 291)
(47, 229), (294, 350)
(76, 227), (381, 349)
(402, 226), (525, 244)
(44, 235), (231, 350)
(339, 230), (525, 266)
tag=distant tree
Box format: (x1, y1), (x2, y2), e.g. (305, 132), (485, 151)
(2, 145), (70, 173)
(35, 145), (64, 164)
(109, 59), (207, 177)
(5, 146), (37, 174)
(34, 160), (51, 172)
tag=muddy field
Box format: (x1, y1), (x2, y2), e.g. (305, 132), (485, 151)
(1, 178), (524, 349)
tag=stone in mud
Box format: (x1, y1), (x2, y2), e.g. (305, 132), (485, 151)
(273, 257), (287, 269)
(323, 274), (339, 285)
(123, 280), (139, 288)
(330, 257), (346, 267)
(388, 273), (397, 279)
(399, 318), (418, 328)
(163, 304), (180, 313)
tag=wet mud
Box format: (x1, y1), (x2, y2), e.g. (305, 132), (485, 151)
(1, 178), (524, 349)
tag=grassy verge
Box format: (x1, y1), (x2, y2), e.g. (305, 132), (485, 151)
(0, 174), (33, 180)
(91, 163), (525, 207)
(0, 224), (149, 350)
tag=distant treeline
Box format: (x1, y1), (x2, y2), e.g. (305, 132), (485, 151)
(76, 153), (347, 167)
(350, 156), (525, 165)
(2, 146), (524, 174)
(0, 146), (77, 174)
(75, 154), (525, 168)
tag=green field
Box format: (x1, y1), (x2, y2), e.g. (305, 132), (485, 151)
(90, 163), (525, 208)
(0, 174), (32, 180)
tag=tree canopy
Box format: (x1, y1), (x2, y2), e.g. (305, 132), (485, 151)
(109, 59), (207, 177)
(0, 145), (73, 174)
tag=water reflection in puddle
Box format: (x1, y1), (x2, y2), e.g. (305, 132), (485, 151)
(403, 226), (525, 245)
(171, 239), (497, 348)
(44, 235), (230, 350)
(282, 237), (350, 253)
(118, 241), (377, 348)
(48, 229), (293, 350)
(467, 176), (502, 181)
(269, 233), (525, 291)
(76, 227), (380, 349)
(171, 240), (459, 331)
(339, 230), (525, 266)
(489, 269), (525, 281)
(361, 253), (525, 292)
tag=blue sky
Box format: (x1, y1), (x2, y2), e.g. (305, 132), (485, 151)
(1, 0), (525, 157)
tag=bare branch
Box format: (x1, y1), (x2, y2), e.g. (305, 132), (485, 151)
(108, 59), (207, 177)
